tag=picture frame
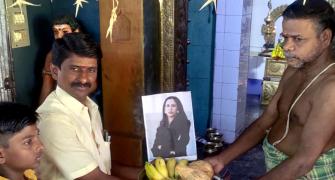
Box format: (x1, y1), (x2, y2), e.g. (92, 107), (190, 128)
(142, 91), (197, 162)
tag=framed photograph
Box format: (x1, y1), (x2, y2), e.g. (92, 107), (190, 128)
(142, 91), (197, 162)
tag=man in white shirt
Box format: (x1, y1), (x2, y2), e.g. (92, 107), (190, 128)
(37, 33), (120, 180)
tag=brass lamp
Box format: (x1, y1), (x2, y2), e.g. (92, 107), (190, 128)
(259, 0), (275, 57)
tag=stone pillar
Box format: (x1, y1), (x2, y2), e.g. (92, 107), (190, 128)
(211, 0), (252, 143)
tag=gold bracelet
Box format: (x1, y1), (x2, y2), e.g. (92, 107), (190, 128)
(42, 70), (52, 76)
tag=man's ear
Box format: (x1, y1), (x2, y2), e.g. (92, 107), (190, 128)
(51, 64), (59, 81)
(0, 148), (6, 164)
(321, 28), (332, 46)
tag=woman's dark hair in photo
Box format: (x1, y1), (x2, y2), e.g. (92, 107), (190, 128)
(160, 96), (188, 127)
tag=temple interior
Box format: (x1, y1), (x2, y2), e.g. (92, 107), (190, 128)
(1, 0), (334, 179)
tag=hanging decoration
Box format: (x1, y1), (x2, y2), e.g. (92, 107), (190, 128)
(199, 0), (217, 12)
(8, 0), (40, 15)
(105, 0), (119, 43)
(74, 0), (88, 17)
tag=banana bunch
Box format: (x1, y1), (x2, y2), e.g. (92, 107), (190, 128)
(145, 162), (166, 180)
(145, 157), (188, 180)
(145, 158), (214, 180)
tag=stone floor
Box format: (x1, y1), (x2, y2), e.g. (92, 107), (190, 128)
(220, 94), (266, 179)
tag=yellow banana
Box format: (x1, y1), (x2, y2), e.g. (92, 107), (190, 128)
(154, 157), (169, 178)
(145, 162), (165, 180)
(166, 157), (176, 178)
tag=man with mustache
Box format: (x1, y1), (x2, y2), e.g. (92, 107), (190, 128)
(37, 33), (120, 179)
(206, 0), (335, 179)
(39, 14), (81, 105)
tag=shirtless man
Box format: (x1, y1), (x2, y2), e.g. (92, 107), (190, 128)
(206, 0), (335, 179)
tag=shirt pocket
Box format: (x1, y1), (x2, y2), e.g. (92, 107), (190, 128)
(101, 141), (111, 175)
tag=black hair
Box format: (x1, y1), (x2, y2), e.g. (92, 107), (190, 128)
(51, 32), (102, 68)
(160, 96), (188, 127)
(0, 102), (38, 148)
(52, 14), (80, 31)
(283, 0), (335, 39)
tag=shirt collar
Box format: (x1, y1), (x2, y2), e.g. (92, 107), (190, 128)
(55, 86), (98, 114)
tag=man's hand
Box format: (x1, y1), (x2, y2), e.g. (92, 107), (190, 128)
(204, 155), (225, 174)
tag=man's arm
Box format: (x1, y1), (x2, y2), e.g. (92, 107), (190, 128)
(76, 163), (143, 180)
(206, 75), (282, 173)
(39, 51), (56, 105)
(260, 81), (335, 179)
(76, 168), (120, 180)
(205, 67), (297, 173)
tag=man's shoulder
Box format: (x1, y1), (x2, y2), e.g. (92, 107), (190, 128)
(37, 94), (74, 123)
(316, 75), (335, 94)
(37, 92), (67, 112)
(305, 73), (335, 107)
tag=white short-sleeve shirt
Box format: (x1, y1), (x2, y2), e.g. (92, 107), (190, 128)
(37, 87), (111, 180)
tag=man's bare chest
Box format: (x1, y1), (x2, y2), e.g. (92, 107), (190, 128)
(277, 82), (314, 125)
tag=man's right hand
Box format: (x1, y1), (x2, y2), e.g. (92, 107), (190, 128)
(204, 155), (225, 174)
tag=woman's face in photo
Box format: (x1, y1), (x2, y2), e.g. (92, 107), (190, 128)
(164, 99), (178, 119)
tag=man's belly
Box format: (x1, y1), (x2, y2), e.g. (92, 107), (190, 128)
(268, 121), (335, 155)
(262, 136), (335, 179)
(267, 127), (300, 156)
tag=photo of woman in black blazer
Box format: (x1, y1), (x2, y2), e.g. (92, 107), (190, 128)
(151, 96), (191, 157)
